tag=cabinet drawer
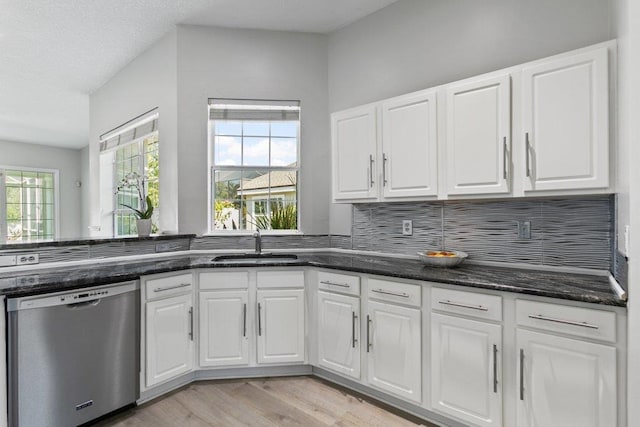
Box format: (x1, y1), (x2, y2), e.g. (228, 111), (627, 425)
(144, 273), (193, 300)
(368, 278), (421, 307)
(432, 287), (502, 321)
(257, 270), (305, 288)
(199, 271), (249, 290)
(516, 299), (616, 343)
(318, 271), (360, 296)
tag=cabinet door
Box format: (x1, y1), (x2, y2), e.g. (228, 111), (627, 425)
(381, 90), (438, 199)
(446, 74), (511, 195)
(317, 291), (360, 379)
(431, 313), (502, 427)
(332, 105), (379, 201)
(522, 48), (609, 191)
(257, 289), (305, 364)
(517, 329), (616, 427)
(199, 290), (249, 367)
(146, 293), (194, 387)
(367, 300), (421, 403)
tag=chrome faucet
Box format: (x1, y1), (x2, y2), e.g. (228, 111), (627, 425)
(253, 229), (262, 254)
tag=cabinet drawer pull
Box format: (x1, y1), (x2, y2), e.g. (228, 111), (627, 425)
(528, 314), (599, 329)
(257, 303), (262, 336)
(366, 315), (372, 352)
(188, 307), (194, 341)
(493, 344), (498, 393)
(372, 288), (409, 298)
(525, 132), (531, 178)
(153, 282), (191, 293)
(519, 349), (525, 400)
(320, 280), (350, 288)
(352, 312), (358, 348)
(438, 300), (488, 311)
(369, 155), (375, 187)
(503, 137), (508, 180)
(382, 153), (388, 186)
(243, 303), (247, 337)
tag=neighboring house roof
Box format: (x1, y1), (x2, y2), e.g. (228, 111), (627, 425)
(240, 170), (296, 191)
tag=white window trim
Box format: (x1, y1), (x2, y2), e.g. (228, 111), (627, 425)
(207, 105), (302, 235)
(0, 165), (60, 243)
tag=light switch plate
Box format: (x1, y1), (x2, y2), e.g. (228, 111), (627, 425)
(517, 221), (531, 239)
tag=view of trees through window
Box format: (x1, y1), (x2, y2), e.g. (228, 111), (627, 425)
(113, 133), (159, 236)
(209, 101), (300, 232)
(2, 169), (56, 242)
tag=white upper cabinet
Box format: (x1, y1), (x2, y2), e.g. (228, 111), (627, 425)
(521, 47), (609, 192)
(445, 75), (511, 195)
(332, 105), (378, 201)
(381, 90), (438, 199)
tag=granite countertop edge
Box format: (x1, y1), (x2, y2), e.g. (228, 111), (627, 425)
(0, 252), (625, 307)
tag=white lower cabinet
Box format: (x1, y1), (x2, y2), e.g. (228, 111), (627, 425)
(257, 288), (305, 364)
(366, 299), (421, 403)
(317, 290), (360, 379)
(431, 313), (502, 427)
(145, 292), (194, 387)
(199, 290), (249, 367)
(516, 328), (617, 427)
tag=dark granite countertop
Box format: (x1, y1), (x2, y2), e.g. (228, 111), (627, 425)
(0, 252), (625, 307)
(0, 234), (196, 250)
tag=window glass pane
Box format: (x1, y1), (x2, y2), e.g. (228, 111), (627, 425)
(215, 121), (242, 136)
(271, 121), (297, 137)
(215, 135), (241, 166)
(212, 170), (242, 231)
(243, 122), (269, 137)
(271, 137), (297, 166)
(242, 137), (269, 166)
(39, 173), (54, 188)
(21, 171), (37, 186)
(240, 169), (269, 231)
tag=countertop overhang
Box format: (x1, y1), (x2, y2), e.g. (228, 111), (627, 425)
(0, 252), (625, 307)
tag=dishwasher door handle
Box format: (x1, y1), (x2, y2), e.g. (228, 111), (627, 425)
(66, 299), (101, 309)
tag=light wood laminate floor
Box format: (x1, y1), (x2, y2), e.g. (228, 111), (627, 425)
(94, 376), (435, 426)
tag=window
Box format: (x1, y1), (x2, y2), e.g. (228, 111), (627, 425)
(99, 111), (159, 237)
(0, 167), (58, 242)
(208, 99), (300, 232)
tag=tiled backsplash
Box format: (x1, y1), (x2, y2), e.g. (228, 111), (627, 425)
(351, 195), (613, 270)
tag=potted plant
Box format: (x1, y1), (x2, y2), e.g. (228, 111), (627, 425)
(116, 172), (154, 237)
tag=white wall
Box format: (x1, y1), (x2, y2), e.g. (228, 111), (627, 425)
(611, 0), (640, 424)
(327, 0), (613, 234)
(175, 25), (329, 235)
(89, 29), (179, 236)
(0, 140), (82, 238)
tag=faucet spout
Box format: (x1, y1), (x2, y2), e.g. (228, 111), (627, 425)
(253, 229), (262, 254)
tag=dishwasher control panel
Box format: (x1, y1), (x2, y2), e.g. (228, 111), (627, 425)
(7, 281), (139, 311)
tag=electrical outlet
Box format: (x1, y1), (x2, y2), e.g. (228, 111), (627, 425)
(16, 253), (39, 265)
(517, 221), (531, 239)
(402, 220), (413, 236)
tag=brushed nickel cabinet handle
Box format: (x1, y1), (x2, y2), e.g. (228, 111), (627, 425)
(519, 349), (525, 401)
(366, 315), (372, 352)
(369, 155), (375, 187)
(525, 133), (531, 178)
(320, 280), (350, 288)
(243, 303), (247, 337)
(503, 137), (508, 180)
(257, 303), (262, 336)
(438, 300), (488, 311)
(493, 344), (498, 393)
(528, 314), (599, 329)
(153, 283), (191, 293)
(372, 288), (409, 298)
(352, 312), (358, 348)
(188, 307), (194, 341)
(382, 153), (388, 186)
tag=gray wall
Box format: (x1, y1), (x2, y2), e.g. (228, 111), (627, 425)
(327, 0), (613, 234)
(176, 25), (329, 235)
(0, 139), (82, 238)
(89, 29), (179, 235)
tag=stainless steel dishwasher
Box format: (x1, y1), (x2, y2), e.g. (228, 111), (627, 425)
(7, 281), (139, 427)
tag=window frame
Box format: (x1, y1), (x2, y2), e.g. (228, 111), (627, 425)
(207, 101), (301, 235)
(0, 165), (60, 243)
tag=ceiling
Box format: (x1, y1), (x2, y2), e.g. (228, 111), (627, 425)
(0, 0), (398, 150)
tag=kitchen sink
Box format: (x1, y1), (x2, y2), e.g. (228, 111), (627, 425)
(210, 253), (300, 264)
